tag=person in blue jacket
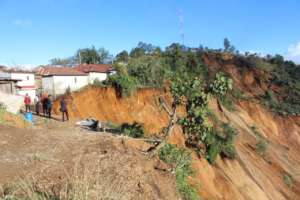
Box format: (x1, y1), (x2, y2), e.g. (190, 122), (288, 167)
(45, 95), (52, 118)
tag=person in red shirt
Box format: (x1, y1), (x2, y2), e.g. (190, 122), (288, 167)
(24, 93), (31, 112)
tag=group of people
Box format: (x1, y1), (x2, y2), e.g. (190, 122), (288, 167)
(24, 93), (69, 122)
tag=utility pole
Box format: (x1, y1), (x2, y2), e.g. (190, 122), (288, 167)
(79, 52), (82, 65)
(178, 9), (185, 45)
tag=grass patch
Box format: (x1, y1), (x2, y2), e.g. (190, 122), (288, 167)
(0, 103), (7, 123)
(159, 144), (200, 200)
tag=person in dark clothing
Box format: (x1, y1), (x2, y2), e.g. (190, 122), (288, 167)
(45, 95), (52, 118)
(34, 95), (41, 115)
(42, 94), (47, 117)
(60, 96), (69, 122)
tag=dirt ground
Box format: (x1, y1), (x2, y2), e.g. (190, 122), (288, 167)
(0, 116), (180, 200)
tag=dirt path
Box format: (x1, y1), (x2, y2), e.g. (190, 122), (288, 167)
(0, 117), (179, 200)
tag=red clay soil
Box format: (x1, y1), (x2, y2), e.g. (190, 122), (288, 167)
(52, 87), (185, 145)
(53, 87), (170, 134)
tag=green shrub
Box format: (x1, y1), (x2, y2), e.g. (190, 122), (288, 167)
(121, 122), (144, 138)
(255, 140), (268, 156)
(210, 72), (233, 97)
(159, 144), (200, 200)
(206, 139), (222, 164)
(283, 174), (294, 187)
(205, 123), (238, 163)
(105, 73), (139, 97)
(91, 78), (105, 87)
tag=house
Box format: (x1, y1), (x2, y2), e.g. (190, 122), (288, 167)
(74, 64), (115, 84)
(4, 70), (36, 100)
(0, 72), (20, 95)
(39, 67), (88, 97)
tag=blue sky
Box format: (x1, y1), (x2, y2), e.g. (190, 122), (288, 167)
(0, 0), (300, 66)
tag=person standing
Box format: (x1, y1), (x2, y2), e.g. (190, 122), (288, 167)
(45, 95), (52, 118)
(42, 93), (47, 117)
(24, 93), (31, 112)
(60, 96), (69, 122)
(34, 95), (41, 115)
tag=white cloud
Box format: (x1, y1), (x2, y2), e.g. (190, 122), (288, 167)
(0, 63), (38, 70)
(286, 42), (300, 64)
(13, 19), (32, 28)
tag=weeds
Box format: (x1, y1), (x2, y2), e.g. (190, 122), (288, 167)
(0, 162), (129, 200)
(120, 122), (145, 138)
(219, 95), (236, 111)
(283, 174), (294, 187)
(159, 144), (200, 200)
(255, 140), (268, 156)
(250, 125), (269, 157)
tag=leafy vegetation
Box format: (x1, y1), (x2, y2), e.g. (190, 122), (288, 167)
(120, 122), (144, 138)
(158, 144), (200, 200)
(105, 67), (139, 97)
(168, 73), (237, 164)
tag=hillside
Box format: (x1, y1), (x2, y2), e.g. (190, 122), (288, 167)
(1, 52), (300, 200)
(50, 82), (300, 199)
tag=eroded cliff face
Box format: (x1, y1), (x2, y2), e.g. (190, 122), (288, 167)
(195, 99), (300, 200)
(53, 86), (300, 200)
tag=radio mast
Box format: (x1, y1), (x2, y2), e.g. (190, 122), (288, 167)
(178, 10), (185, 45)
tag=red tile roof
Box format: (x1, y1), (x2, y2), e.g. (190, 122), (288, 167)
(38, 67), (87, 76)
(74, 64), (113, 73)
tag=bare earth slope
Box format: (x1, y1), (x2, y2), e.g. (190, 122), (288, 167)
(50, 87), (300, 200)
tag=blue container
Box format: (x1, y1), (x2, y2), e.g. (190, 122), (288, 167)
(25, 112), (33, 122)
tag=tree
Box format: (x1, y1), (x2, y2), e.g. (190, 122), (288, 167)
(75, 46), (100, 64)
(130, 47), (146, 58)
(137, 41), (156, 54)
(49, 58), (73, 66)
(223, 38), (235, 53)
(116, 50), (129, 63)
(98, 48), (113, 64)
(74, 46), (112, 64)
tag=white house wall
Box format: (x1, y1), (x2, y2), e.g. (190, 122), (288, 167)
(88, 72), (107, 83)
(10, 73), (35, 87)
(42, 76), (54, 95)
(52, 76), (88, 96)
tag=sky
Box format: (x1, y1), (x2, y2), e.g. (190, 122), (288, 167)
(0, 0), (300, 66)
